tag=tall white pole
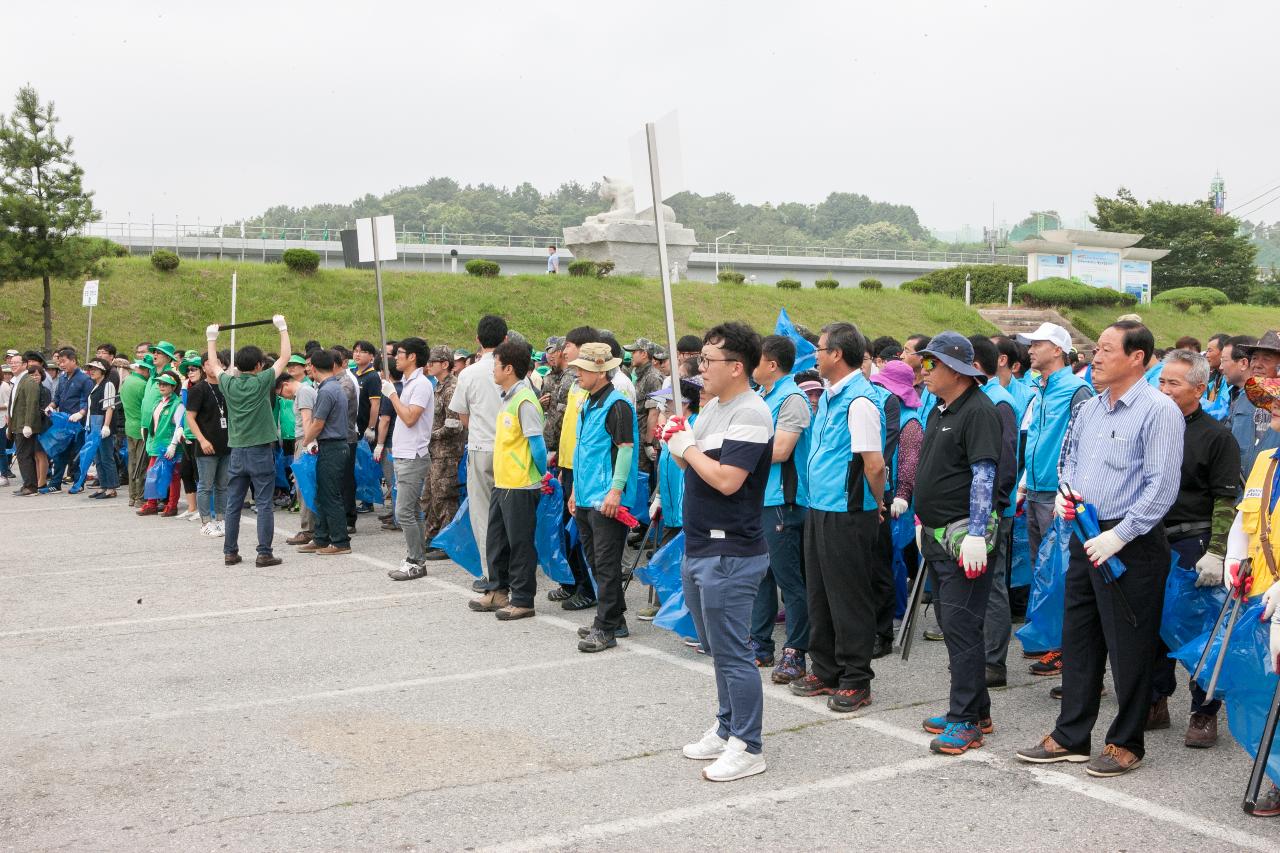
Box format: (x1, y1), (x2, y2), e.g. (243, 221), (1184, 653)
(371, 224), (389, 379)
(230, 271), (238, 358)
(645, 121), (681, 420)
(85, 305), (93, 361)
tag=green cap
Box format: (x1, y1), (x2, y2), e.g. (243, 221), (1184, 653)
(156, 371), (180, 387)
(347, 359), (357, 371)
(287, 354), (307, 366)
(149, 341), (178, 360)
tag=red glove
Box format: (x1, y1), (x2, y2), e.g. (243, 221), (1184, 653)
(1228, 560), (1253, 599)
(540, 472), (555, 495)
(661, 416), (687, 443)
(615, 507), (640, 529)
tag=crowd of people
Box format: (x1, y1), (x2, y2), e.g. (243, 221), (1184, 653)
(3, 309), (1279, 806)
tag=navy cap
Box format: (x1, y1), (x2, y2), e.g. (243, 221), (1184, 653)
(919, 331), (984, 378)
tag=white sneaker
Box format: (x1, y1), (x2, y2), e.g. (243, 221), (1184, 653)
(0, 476), (9, 487)
(683, 724), (729, 760)
(701, 737), (765, 782)
(212, 521), (225, 537)
(199, 522), (212, 536)
(187, 511), (202, 521)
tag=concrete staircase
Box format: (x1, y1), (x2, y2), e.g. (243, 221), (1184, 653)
(977, 307), (1096, 352)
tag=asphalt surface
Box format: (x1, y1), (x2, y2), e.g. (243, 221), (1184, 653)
(3, 486), (1279, 852)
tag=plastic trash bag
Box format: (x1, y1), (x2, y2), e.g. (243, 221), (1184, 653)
(1009, 513), (1032, 588)
(1161, 559), (1227, 656)
(633, 471), (650, 526)
(430, 499), (482, 577)
(70, 417), (103, 492)
(354, 440), (383, 505)
(890, 510), (914, 618)
(1016, 518), (1071, 652)
(143, 455), (176, 500)
(1216, 606), (1280, 787)
(274, 447), (290, 490)
(535, 478), (574, 585)
(38, 411), (77, 459)
(1173, 598), (1268, 701)
(292, 452), (318, 512)
(641, 533), (699, 641)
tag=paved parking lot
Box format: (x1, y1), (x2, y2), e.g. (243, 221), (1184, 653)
(3, 490), (1277, 851)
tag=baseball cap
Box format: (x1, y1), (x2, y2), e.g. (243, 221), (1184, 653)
(287, 354), (307, 366)
(544, 336), (565, 353)
(651, 346), (669, 361)
(1015, 322), (1073, 353)
(5, 349), (19, 357)
(429, 345), (454, 362)
(452, 348), (471, 361)
(919, 331), (984, 378)
(623, 337), (653, 352)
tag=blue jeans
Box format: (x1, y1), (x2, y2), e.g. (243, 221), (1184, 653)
(750, 504), (809, 656)
(94, 430), (120, 490)
(683, 552), (770, 753)
(224, 444), (276, 556)
(196, 453), (231, 522)
(51, 428), (85, 486)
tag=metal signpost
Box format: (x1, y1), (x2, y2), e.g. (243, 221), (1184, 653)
(356, 215), (397, 378)
(82, 279), (99, 357)
(229, 271), (238, 357)
(635, 114), (684, 419)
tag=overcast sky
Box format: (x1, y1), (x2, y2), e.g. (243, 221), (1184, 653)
(5, 1), (1278, 235)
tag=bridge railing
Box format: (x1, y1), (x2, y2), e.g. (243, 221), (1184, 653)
(697, 241), (1024, 265)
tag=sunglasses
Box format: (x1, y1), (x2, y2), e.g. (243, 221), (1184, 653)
(921, 357), (939, 371)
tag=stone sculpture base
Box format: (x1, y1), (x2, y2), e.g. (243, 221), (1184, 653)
(563, 219), (697, 279)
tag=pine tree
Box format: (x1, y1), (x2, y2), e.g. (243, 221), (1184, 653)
(0, 86), (99, 353)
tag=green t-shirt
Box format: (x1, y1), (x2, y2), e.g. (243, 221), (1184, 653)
(276, 395), (296, 440)
(120, 373), (148, 440)
(221, 369), (279, 448)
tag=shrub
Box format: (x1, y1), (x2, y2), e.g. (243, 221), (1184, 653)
(776, 278), (801, 290)
(1247, 285), (1280, 306)
(282, 248), (320, 274)
(595, 260), (615, 278)
(900, 279), (932, 294)
(717, 270), (745, 284)
(465, 259), (500, 277)
(1153, 286), (1229, 313)
(899, 264), (1027, 302)
(150, 249), (179, 272)
(1016, 277), (1137, 308)
(567, 259), (597, 277)
(858, 278), (883, 290)
(814, 279), (839, 290)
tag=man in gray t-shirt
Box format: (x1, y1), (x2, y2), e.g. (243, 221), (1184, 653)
(284, 356), (318, 544)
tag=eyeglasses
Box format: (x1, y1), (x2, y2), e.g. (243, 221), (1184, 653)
(697, 355), (740, 367)
(921, 357), (938, 371)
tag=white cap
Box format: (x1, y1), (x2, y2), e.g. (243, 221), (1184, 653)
(1015, 322), (1072, 353)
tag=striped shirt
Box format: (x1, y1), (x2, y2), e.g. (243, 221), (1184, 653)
(685, 389), (774, 557)
(1060, 377), (1184, 542)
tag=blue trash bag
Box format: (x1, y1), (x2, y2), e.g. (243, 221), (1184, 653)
(354, 440), (383, 505)
(889, 511), (914, 618)
(1173, 598), (1269, 701)
(564, 516), (599, 596)
(430, 499), (482, 577)
(642, 533), (699, 641)
(292, 452), (318, 512)
(274, 447), (290, 490)
(535, 479), (574, 585)
(1161, 558), (1228, 656)
(1202, 393), (1229, 422)
(1015, 518), (1071, 652)
(70, 417), (103, 492)
(1009, 513), (1032, 588)
(143, 455), (176, 501)
(1216, 605), (1280, 787)
(633, 472), (651, 526)
(118, 439), (128, 468)
(38, 411), (77, 459)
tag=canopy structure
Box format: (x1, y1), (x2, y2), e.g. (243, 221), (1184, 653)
(1011, 229), (1169, 303)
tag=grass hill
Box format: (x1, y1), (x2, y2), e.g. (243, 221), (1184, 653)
(1, 257), (997, 355)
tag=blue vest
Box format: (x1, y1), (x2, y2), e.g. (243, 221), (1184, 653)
(806, 372), (885, 513)
(657, 412), (696, 527)
(1003, 376), (1034, 430)
(891, 392), (925, 500)
(1024, 365), (1089, 492)
(573, 387), (640, 511)
(917, 386), (937, 425)
(981, 379), (1021, 518)
(762, 375), (811, 507)
(1144, 362), (1164, 388)
(1202, 373), (1229, 421)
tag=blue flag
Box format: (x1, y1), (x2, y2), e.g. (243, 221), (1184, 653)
(775, 308), (815, 374)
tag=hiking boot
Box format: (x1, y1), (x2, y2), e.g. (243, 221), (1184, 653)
(753, 647), (775, 668)
(136, 503), (159, 516)
(387, 560), (427, 581)
(286, 532), (312, 546)
(381, 522), (402, 532)
(547, 586), (573, 601)
(577, 628), (616, 653)
(930, 722), (985, 755)
(424, 548), (450, 561)
(924, 714), (994, 735)
(827, 687), (871, 713)
(701, 737), (766, 782)
(1145, 696), (1170, 731)
(495, 605), (535, 621)
(1184, 712), (1218, 748)
(468, 590), (511, 612)
(224, 553), (242, 566)
(1015, 735), (1089, 764)
(771, 648), (806, 684)
(637, 604), (660, 621)
(471, 578), (488, 592)
(561, 591), (597, 611)
(683, 724), (728, 760)
(1030, 650), (1063, 676)
(160, 507), (179, 518)
(577, 621), (628, 639)
(255, 554), (282, 568)
(986, 666), (1008, 688)
(789, 674), (834, 697)
(923, 628), (944, 641)
(297, 542), (322, 553)
(313, 545), (351, 555)
(1251, 782), (1280, 817)
(1085, 744), (1141, 778)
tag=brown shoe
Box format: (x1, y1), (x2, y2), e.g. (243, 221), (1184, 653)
(286, 532), (312, 545)
(1145, 696), (1170, 731)
(255, 554), (283, 567)
(468, 590), (511, 612)
(224, 553), (242, 566)
(1015, 734), (1089, 764)
(495, 605), (535, 621)
(313, 545), (351, 555)
(1085, 743), (1141, 777)
(1184, 712), (1218, 748)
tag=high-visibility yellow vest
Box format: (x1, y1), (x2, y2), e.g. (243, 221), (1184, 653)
(1237, 450), (1280, 596)
(558, 383), (589, 470)
(494, 384), (542, 489)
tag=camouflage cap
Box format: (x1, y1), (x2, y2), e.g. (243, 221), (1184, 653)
(623, 337), (654, 353)
(544, 336), (566, 353)
(429, 345), (454, 362)
(506, 330), (528, 348)
(651, 346), (669, 360)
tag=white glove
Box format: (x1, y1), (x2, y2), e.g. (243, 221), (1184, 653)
(1084, 529), (1125, 566)
(164, 444), (176, 460)
(380, 379), (396, 399)
(664, 424), (695, 460)
(205, 324), (219, 342)
(22, 425), (32, 438)
(1054, 489), (1082, 521)
(272, 314), (287, 331)
(1261, 583), (1280, 622)
(1194, 552), (1225, 588)
(69, 411), (84, 423)
(100, 425), (111, 439)
(649, 493), (661, 520)
(373, 444), (384, 462)
(890, 497), (909, 519)
(959, 534), (988, 578)
(364, 428), (376, 443)
(305, 441), (318, 455)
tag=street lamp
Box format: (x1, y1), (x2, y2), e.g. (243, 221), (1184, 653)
(714, 230), (737, 277)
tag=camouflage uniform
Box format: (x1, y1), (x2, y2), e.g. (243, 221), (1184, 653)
(547, 364), (578, 465)
(627, 339), (667, 478)
(422, 352), (466, 541)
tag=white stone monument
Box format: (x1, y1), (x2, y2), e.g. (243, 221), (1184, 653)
(562, 177), (698, 278)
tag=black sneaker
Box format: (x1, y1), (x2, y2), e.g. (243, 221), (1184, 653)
(547, 587), (574, 602)
(986, 666), (1008, 688)
(577, 621), (628, 639)
(561, 592), (598, 611)
(827, 687), (872, 713)
(923, 628), (944, 641)
(871, 636), (892, 659)
(472, 578), (488, 592)
(578, 628), (616, 653)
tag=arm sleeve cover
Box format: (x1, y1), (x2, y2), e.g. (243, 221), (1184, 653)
(528, 434), (548, 478)
(611, 443), (633, 491)
(968, 459), (996, 537)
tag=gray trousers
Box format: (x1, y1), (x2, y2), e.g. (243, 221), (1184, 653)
(394, 453), (430, 563)
(984, 516), (1014, 674)
(466, 449), (496, 584)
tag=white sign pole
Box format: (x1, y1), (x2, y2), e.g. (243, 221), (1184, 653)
(644, 122), (681, 420)
(230, 271), (238, 358)
(81, 280), (100, 358)
(371, 225), (389, 379)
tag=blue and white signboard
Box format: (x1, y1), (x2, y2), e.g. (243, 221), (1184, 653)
(1070, 249), (1121, 291)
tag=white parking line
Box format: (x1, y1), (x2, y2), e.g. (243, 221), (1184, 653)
(0, 559), (190, 580)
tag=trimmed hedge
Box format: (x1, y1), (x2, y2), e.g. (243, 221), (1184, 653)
(1248, 285), (1280, 307)
(150, 249), (179, 272)
(1016, 277), (1137, 308)
(717, 270), (745, 284)
(776, 278), (801, 289)
(894, 264), (1027, 302)
(567, 259), (597, 277)
(858, 278), (883, 290)
(815, 279), (839, 290)
(1153, 286), (1229, 313)
(282, 248), (320, 274)
(465, 259), (500, 277)
(595, 260), (615, 278)
(900, 279), (931, 294)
